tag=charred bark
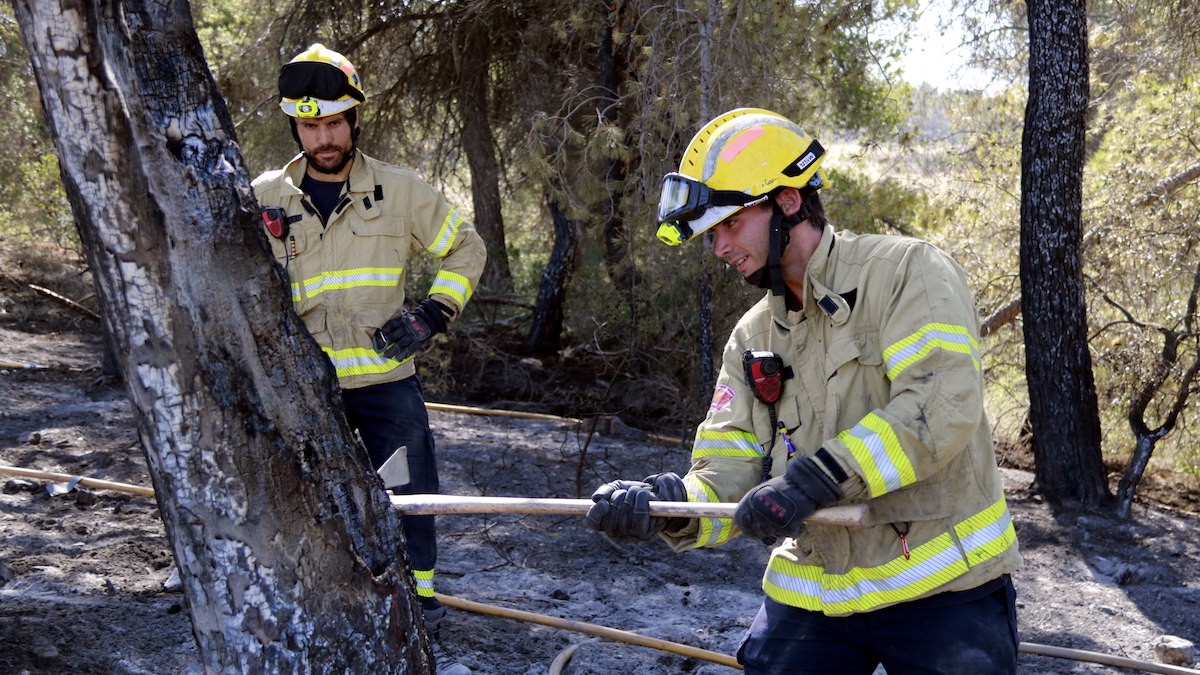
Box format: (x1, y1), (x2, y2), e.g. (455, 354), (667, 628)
(12, 1), (429, 671)
(1114, 258), (1200, 518)
(527, 200), (577, 354)
(1020, 0), (1110, 506)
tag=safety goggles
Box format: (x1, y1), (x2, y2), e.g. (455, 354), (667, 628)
(278, 61), (365, 104)
(655, 173), (766, 246)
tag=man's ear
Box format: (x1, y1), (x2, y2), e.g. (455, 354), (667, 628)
(774, 187), (804, 217)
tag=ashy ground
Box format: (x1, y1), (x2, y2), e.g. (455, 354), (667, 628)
(1, 282), (1199, 674)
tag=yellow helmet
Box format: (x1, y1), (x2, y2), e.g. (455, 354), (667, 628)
(656, 108), (825, 246)
(278, 43), (366, 119)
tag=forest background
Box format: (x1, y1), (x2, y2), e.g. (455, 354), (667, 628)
(1, 0), (1198, 513)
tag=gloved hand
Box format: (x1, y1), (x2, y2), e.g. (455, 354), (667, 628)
(371, 298), (451, 361)
(734, 456), (844, 540)
(586, 471), (686, 540)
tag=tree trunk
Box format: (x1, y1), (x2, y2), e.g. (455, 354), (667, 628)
(598, 15), (632, 290)
(527, 200), (577, 354)
(456, 22), (512, 295)
(695, 0), (719, 400)
(1115, 258), (1200, 518)
(12, 1), (431, 671)
(1020, 0), (1110, 506)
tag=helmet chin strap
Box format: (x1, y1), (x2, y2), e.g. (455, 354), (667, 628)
(746, 201), (806, 297)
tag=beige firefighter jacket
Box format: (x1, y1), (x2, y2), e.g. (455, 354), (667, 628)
(661, 224), (1021, 616)
(252, 150), (486, 390)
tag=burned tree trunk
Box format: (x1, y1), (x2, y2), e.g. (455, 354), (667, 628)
(527, 200), (577, 354)
(12, 1), (430, 671)
(1114, 258), (1200, 519)
(1019, 0), (1110, 506)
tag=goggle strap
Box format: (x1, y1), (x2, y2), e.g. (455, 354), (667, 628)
(710, 189), (760, 207)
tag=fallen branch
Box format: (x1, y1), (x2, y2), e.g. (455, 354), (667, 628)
(28, 283), (101, 321)
(427, 401), (582, 424)
(438, 593), (741, 669)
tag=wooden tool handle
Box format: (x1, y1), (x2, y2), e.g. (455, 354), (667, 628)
(390, 494), (870, 528)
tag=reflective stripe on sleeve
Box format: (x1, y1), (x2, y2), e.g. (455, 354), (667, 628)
(883, 322), (981, 380)
(683, 474), (736, 547)
(426, 210), (465, 258)
(837, 413), (917, 497)
(690, 428), (762, 460)
(763, 496), (1016, 615)
(429, 270), (473, 306)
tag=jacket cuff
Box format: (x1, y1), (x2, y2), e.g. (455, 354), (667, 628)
(814, 447), (849, 483)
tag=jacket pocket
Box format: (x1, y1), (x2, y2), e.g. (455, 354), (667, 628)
(867, 478), (953, 523)
(823, 332), (888, 432)
(353, 304), (402, 342)
(348, 218), (407, 270)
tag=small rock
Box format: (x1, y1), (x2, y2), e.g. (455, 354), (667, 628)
(1113, 564), (1141, 586)
(73, 489), (98, 507)
(3, 478), (36, 494)
(163, 566), (182, 592)
(1152, 635), (1196, 666)
(30, 634), (59, 659)
(518, 357), (544, 372)
(549, 589), (569, 601)
(17, 430), (41, 445)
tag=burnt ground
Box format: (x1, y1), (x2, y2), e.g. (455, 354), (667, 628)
(1, 263), (1199, 674)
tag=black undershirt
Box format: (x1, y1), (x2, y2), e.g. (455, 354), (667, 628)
(301, 173), (345, 225)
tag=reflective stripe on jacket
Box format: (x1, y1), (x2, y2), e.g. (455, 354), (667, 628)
(252, 150), (487, 389)
(662, 224), (1021, 616)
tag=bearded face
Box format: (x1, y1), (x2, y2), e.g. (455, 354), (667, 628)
(294, 112), (357, 177)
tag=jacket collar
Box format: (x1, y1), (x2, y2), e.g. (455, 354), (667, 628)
(770, 224), (838, 326)
(279, 149), (383, 221)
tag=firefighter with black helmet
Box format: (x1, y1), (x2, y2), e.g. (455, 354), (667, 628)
(587, 109), (1022, 674)
(253, 44), (485, 672)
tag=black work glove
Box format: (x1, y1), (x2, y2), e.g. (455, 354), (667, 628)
(734, 456), (844, 540)
(371, 298), (451, 361)
(586, 472), (686, 540)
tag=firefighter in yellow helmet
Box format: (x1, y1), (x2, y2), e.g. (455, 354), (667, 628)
(587, 109), (1022, 674)
(252, 44), (485, 672)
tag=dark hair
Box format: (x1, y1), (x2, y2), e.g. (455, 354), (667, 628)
(801, 187), (827, 230)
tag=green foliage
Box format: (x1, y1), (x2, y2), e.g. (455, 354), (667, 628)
(1082, 70), (1200, 469)
(820, 166), (930, 237)
(0, 11), (75, 251)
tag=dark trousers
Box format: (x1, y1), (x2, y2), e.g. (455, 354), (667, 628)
(738, 576), (1019, 675)
(341, 376), (438, 574)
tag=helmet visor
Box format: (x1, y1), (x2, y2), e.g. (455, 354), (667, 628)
(656, 173), (712, 224)
(656, 173), (765, 245)
(279, 61), (365, 103)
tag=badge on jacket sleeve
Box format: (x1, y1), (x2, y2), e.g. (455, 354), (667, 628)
(710, 384), (736, 413)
